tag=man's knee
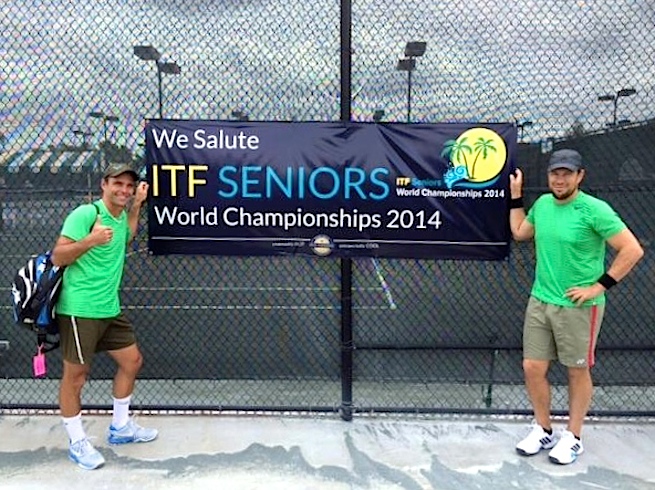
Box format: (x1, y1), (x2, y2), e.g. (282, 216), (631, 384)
(131, 350), (144, 373)
(113, 345), (143, 374)
(523, 358), (549, 378)
(567, 366), (591, 381)
(62, 363), (90, 391)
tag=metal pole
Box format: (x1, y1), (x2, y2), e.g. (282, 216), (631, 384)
(86, 171), (92, 202)
(102, 118), (108, 170)
(157, 64), (164, 119)
(613, 97), (618, 127)
(339, 0), (354, 422)
(407, 67), (412, 123)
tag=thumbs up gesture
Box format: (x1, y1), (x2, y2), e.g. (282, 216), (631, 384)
(90, 215), (113, 245)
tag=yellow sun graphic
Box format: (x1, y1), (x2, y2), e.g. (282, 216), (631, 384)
(448, 128), (507, 183)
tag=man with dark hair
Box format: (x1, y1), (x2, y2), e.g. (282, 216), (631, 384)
(52, 164), (157, 470)
(508, 149), (643, 465)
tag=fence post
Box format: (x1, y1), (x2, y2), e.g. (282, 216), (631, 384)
(340, 258), (354, 421)
(339, 0), (354, 422)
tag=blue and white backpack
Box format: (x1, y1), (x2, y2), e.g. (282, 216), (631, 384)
(10, 203), (99, 352)
(11, 251), (64, 352)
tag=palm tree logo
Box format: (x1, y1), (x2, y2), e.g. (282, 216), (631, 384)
(441, 128), (507, 188)
(471, 137), (497, 180)
(441, 138), (472, 173)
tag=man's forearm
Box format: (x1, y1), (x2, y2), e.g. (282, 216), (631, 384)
(51, 238), (95, 267)
(606, 244), (644, 282)
(128, 201), (143, 240)
(509, 207), (527, 239)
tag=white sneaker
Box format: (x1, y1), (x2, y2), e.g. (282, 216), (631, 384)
(107, 417), (158, 445)
(69, 438), (105, 470)
(548, 429), (584, 465)
(516, 423), (557, 456)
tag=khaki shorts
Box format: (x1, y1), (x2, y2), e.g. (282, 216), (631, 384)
(523, 296), (604, 368)
(56, 313), (136, 365)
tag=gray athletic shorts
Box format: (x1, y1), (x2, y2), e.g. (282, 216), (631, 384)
(523, 296), (604, 368)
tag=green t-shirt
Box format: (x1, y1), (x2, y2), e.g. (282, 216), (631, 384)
(56, 200), (129, 318)
(526, 191), (626, 307)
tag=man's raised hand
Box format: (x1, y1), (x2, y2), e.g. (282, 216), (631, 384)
(90, 215), (113, 245)
(509, 168), (524, 198)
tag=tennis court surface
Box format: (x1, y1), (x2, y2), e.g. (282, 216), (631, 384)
(1, 412), (654, 489)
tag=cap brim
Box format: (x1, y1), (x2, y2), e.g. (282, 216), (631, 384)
(547, 163), (579, 172)
(105, 170), (139, 180)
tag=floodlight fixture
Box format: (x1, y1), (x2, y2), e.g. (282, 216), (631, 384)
(159, 61), (181, 75)
(516, 120), (533, 141)
(396, 58), (416, 72)
(133, 45), (161, 62)
(404, 41), (427, 58)
(133, 45), (181, 119)
(231, 110), (249, 121)
(597, 88), (637, 127)
(396, 41), (426, 123)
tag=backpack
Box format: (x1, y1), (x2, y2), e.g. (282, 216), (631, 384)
(11, 251), (64, 352)
(10, 203), (100, 353)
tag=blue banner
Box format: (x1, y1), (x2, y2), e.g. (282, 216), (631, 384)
(146, 121), (516, 260)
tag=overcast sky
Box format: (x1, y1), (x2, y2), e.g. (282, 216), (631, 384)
(1, 0), (654, 152)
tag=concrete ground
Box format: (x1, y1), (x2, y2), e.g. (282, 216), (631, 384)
(1, 412), (654, 490)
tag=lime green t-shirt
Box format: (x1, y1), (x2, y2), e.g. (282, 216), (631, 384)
(56, 200), (129, 318)
(526, 191), (626, 307)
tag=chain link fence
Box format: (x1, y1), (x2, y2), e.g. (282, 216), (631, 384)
(1, 0), (654, 415)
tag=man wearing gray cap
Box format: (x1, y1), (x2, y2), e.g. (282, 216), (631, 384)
(51, 164), (157, 470)
(508, 149), (643, 464)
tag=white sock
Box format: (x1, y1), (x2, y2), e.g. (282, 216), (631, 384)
(112, 395), (132, 429)
(62, 412), (86, 444)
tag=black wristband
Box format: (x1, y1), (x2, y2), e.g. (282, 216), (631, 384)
(509, 197), (524, 209)
(597, 273), (618, 290)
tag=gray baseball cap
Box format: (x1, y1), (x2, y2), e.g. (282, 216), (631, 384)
(547, 149), (583, 172)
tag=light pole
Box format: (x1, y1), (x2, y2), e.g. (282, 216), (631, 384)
(89, 111), (119, 171)
(597, 88), (636, 127)
(89, 111), (119, 146)
(133, 45), (181, 119)
(396, 41), (426, 123)
(72, 128), (93, 149)
(72, 126), (95, 198)
(516, 120), (533, 142)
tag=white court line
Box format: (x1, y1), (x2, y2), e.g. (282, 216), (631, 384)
(122, 286), (383, 292)
(370, 258), (397, 310)
(126, 247), (149, 257)
(122, 304), (389, 310)
(5, 249), (149, 259)
(0, 303), (391, 311)
(1, 286), (387, 293)
(4, 250), (395, 307)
